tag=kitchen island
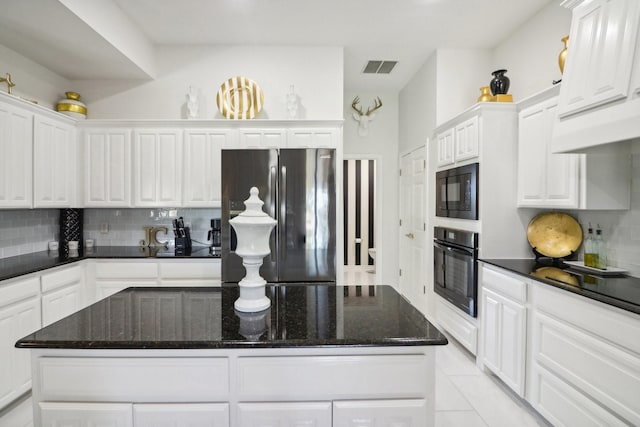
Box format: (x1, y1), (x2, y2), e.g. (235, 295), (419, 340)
(17, 284), (447, 426)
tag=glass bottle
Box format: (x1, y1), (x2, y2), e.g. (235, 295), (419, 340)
(583, 224), (597, 267)
(594, 225), (607, 269)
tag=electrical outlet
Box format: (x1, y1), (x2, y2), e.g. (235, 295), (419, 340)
(100, 223), (109, 234)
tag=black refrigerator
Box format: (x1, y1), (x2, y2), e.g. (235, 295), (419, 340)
(221, 148), (337, 283)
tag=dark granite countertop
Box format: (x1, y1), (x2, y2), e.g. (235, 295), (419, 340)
(16, 284), (448, 349)
(0, 246), (220, 282)
(480, 258), (640, 315)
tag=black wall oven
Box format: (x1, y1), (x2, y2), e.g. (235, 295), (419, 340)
(436, 163), (478, 220)
(433, 226), (478, 317)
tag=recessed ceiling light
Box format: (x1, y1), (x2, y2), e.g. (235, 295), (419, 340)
(362, 60), (398, 74)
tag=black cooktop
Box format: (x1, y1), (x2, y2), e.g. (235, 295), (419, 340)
(480, 258), (640, 314)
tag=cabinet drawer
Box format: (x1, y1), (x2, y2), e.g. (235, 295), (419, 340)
(41, 264), (83, 293)
(37, 357), (229, 402)
(158, 261), (221, 279)
(0, 276), (40, 307)
(236, 354), (430, 400)
(481, 265), (526, 303)
(237, 402), (331, 426)
(95, 262), (158, 279)
(531, 365), (628, 427)
(333, 399), (427, 426)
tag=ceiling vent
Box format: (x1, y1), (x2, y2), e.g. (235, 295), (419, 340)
(362, 60), (398, 74)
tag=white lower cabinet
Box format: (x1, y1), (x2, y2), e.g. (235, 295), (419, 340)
(333, 399), (427, 427)
(237, 402), (331, 427)
(480, 266), (526, 397)
(40, 402), (133, 427)
(0, 276), (41, 410)
(40, 264), (84, 327)
(528, 281), (640, 426)
(134, 403), (229, 427)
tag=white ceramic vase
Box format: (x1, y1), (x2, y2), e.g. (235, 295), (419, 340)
(230, 187), (277, 312)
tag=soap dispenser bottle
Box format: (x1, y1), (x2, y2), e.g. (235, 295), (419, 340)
(594, 224), (607, 269)
(584, 224), (597, 267)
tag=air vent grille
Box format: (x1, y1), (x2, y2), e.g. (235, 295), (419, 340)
(363, 60), (398, 74)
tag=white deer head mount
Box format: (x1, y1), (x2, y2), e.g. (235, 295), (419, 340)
(352, 96), (383, 136)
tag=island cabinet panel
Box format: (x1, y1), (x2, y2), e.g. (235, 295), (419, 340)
(236, 354), (430, 400)
(36, 357), (230, 402)
(333, 399), (427, 427)
(0, 276), (40, 410)
(236, 402), (331, 427)
(134, 403), (229, 427)
(40, 402), (133, 427)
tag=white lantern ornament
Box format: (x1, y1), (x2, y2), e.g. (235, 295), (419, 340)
(230, 187), (277, 312)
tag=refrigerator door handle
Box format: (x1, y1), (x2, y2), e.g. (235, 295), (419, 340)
(280, 165), (287, 261)
(270, 165), (277, 262)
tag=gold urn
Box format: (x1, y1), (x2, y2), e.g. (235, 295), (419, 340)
(56, 91), (87, 119)
(558, 36), (569, 74)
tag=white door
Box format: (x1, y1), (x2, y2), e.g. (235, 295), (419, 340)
(134, 129), (182, 207)
(333, 399), (428, 427)
(399, 147), (426, 312)
(237, 402), (331, 427)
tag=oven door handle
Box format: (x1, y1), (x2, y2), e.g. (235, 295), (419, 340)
(434, 241), (475, 257)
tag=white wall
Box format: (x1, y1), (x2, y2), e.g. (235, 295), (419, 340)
(72, 46), (344, 120)
(343, 91), (399, 286)
(492, 3), (572, 100)
(0, 44), (71, 108)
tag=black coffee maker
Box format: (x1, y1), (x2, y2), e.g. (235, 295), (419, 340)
(207, 219), (221, 255)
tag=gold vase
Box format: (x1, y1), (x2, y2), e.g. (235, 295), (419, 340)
(558, 36), (569, 74)
(477, 86), (492, 102)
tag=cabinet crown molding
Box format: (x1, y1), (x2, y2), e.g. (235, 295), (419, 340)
(77, 119), (344, 129)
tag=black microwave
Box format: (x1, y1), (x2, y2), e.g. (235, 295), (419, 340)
(436, 163), (478, 220)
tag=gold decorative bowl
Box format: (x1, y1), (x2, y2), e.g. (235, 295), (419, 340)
(527, 212), (582, 258)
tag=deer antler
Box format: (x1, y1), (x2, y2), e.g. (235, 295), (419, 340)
(351, 96), (364, 115)
(366, 97), (383, 116)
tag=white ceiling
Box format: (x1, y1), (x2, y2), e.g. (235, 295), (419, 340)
(0, 0), (552, 92)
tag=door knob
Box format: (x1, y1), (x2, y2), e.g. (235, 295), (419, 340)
(405, 233), (414, 239)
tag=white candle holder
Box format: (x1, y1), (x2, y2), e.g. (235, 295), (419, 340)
(230, 187), (277, 312)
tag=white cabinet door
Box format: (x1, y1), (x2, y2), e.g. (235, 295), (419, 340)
(436, 128), (454, 167)
(183, 129), (232, 207)
(0, 102), (32, 208)
(134, 403), (229, 427)
(517, 95), (579, 208)
(558, 0), (640, 117)
(239, 129), (285, 148)
(0, 277), (41, 410)
(40, 402), (133, 427)
(41, 265), (84, 327)
(237, 402), (332, 427)
(134, 129), (182, 207)
(481, 290), (501, 374)
(287, 128), (339, 148)
(333, 399), (427, 427)
(454, 116), (479, 162)
(33, 115), (75, 207)
(85, 129), (132, 207)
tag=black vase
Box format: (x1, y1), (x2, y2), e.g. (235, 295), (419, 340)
(490, 69), (510, 95)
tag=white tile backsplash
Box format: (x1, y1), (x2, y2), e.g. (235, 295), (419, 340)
(83, 208), (220, 248)
(0, 209), (59, 258)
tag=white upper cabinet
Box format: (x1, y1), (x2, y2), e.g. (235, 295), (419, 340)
(84, 129), (132, 207)
(133, 129), (182, 207)
(239, 129), (286, 148)
(435, 127), (455, 167)
(287, 128), (339, 148)
(557, 0), (639, 117)
(518, 86), (630, 210)
(553, 0), (640, 152)
(183, 129), (236, 207)
(0, 101), (32, 208)
(454, 115), (479, 162)
(33, 114), (76, 208)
